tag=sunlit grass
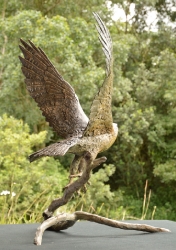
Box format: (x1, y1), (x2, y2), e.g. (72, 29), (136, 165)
(0, 180), (160, 224)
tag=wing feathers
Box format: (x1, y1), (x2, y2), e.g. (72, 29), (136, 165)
(19, 39), (88, 138)
(84, 13), (113, 136)
(93, 13), (112, 75)
(20, 12), (113, 144)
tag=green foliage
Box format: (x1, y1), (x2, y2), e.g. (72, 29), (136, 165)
(154, 160), (176, 183)
(1, 0), (112, 20)
(0, 115), (67, 223)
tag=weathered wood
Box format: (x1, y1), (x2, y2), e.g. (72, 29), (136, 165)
(35, 153), (108, 245)
(34, 213), (76, 245)
(34, 211), (171, 245)
(34, 152), (170, 245)
(42, 153), (107, 220)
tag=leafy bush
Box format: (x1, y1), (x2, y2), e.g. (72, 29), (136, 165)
(0, 115), (67, 223)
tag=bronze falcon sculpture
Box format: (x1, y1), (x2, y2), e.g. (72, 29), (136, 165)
(19, 13), (118, 177)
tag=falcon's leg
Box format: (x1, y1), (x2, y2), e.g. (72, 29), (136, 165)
(69, 155), (83, 177)
(63, 155), (83, 190)
(64, 152), (97, 191)
(69, 153), (96, 193)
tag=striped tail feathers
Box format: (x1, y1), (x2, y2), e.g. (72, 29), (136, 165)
(29, 137), (78, 162)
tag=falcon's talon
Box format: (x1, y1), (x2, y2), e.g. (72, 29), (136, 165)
(63, 171), (83, 191)
(69, 173), (83, 178)
(81, 185), (87, 193)
(63, 183), (71, 191)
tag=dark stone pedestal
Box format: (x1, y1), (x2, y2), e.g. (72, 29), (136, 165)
(0, 220), (175, 250)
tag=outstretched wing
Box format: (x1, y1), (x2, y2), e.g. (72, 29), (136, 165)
(84, 13), (114, 137)
(19, 39), (88, 138)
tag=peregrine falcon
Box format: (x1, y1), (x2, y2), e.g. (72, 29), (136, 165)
(19, 13), (118, 176)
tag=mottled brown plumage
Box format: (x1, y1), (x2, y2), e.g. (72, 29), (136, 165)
(19, 13), (118, 173)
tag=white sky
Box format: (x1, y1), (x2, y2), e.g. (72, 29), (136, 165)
(109, 2), (176, 30)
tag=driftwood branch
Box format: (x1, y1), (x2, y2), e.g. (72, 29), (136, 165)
(34, 152), (170, 246)
(43, 153), (107, 219)
(34, 211), (171, 245)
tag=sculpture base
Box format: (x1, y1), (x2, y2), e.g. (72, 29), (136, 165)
(0, 220), (175, 249)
